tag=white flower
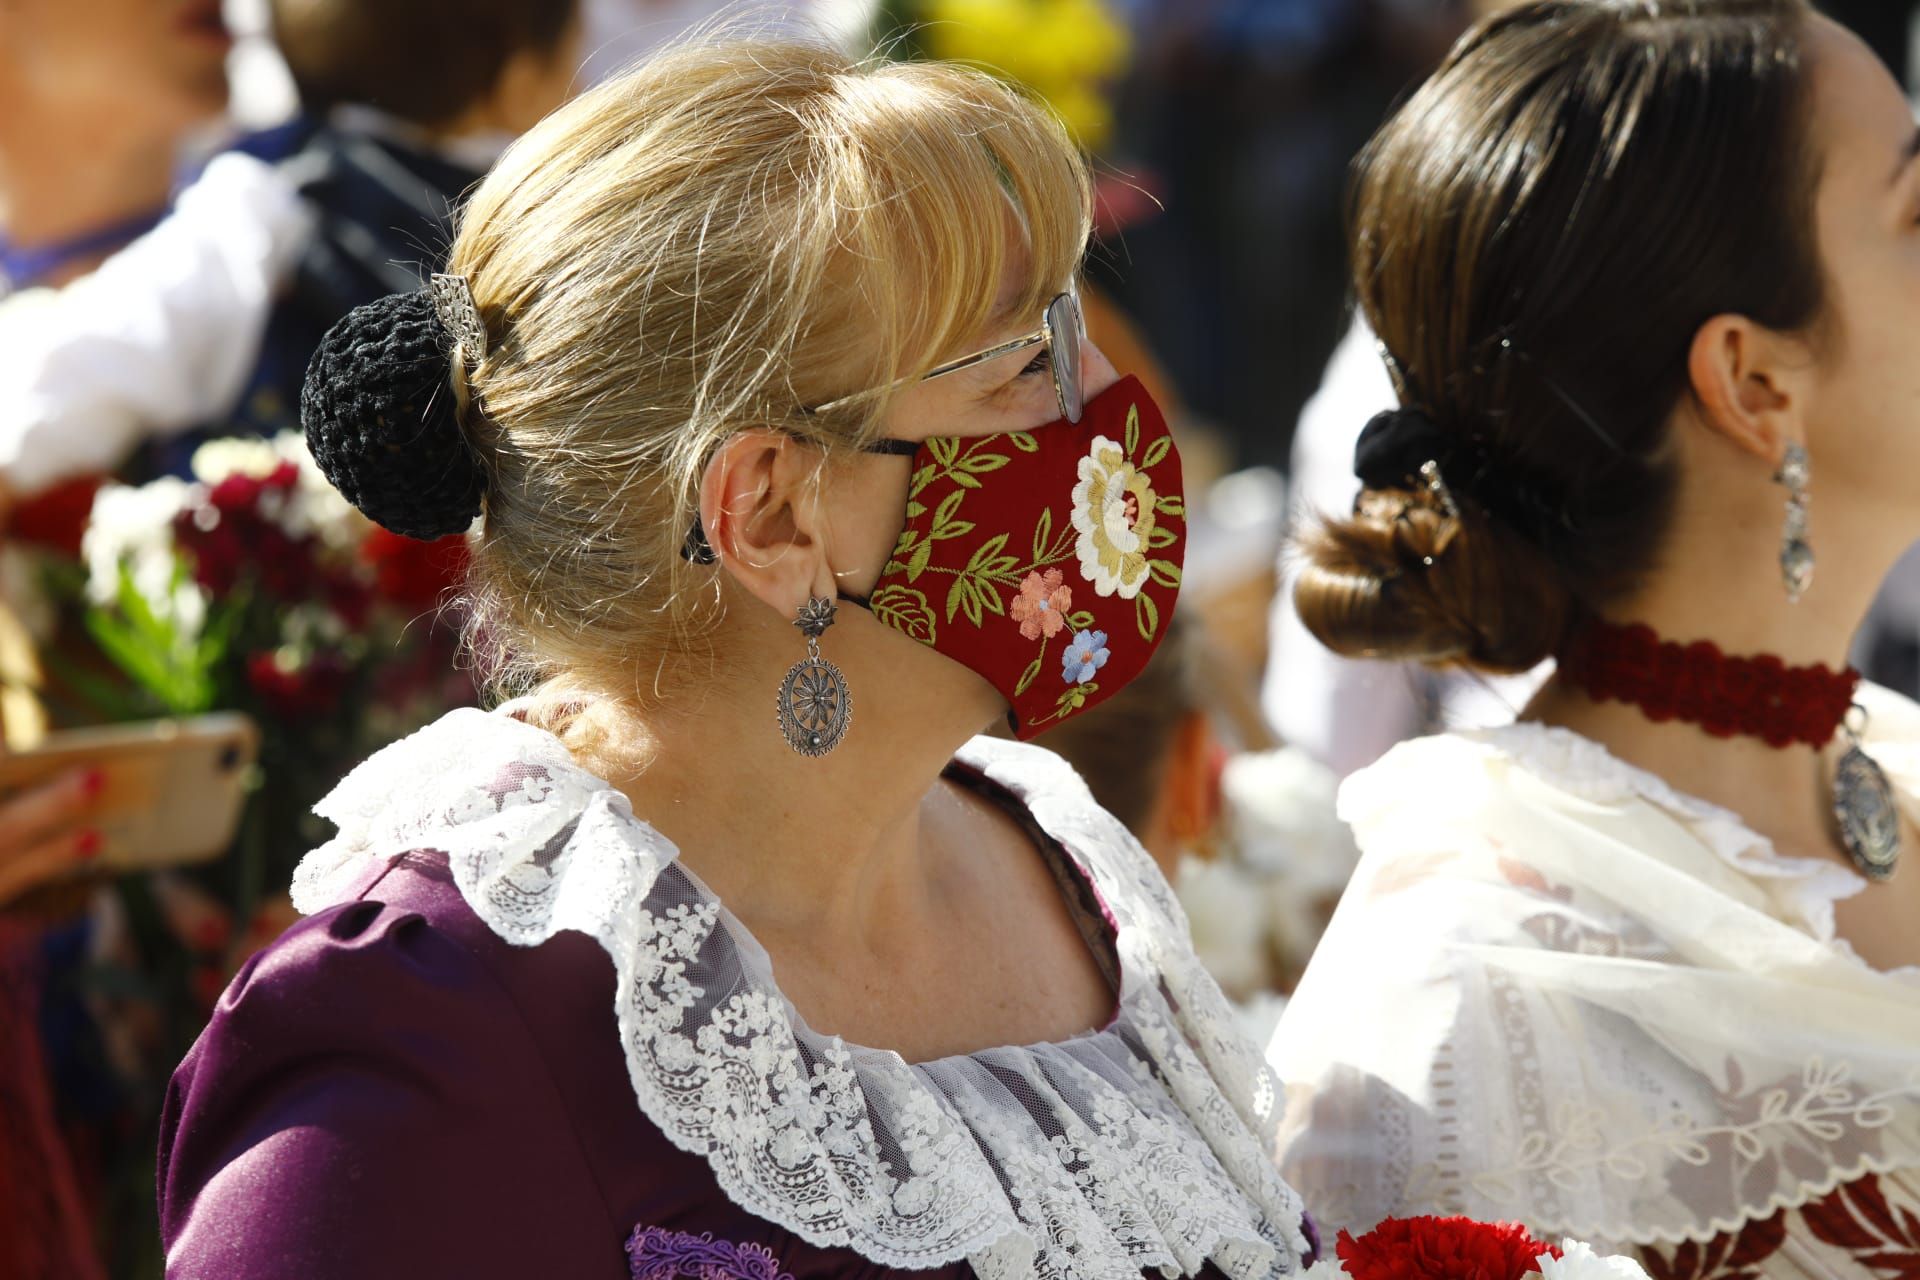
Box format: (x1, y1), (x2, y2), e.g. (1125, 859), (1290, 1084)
(1531, 1240), (1655, 1280)
(1175, 855), (1270, 999)
(1070, 434), (1156, 598)
(190, 437), (283, 485)
(1222, 747), (1355, 886)
(82, 479), (205, 633)
(1298, 1257), (1347, 1280)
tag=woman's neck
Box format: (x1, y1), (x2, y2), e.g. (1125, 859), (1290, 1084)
(1527, 493), (1888, 864)
(601, 614), (998, 947)
(0, 98), (181, 287)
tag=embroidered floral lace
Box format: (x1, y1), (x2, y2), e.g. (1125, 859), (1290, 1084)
(292, 708), (1310, 1280)
(1272, 692), (1920, 1253)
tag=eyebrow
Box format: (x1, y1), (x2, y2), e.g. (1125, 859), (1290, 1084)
(1892, 125), (1920, 186)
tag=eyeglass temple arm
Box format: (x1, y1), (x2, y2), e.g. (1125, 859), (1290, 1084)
(808, 329), (1047, 414)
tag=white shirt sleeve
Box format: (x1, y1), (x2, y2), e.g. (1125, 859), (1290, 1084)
(0, 152), (316, 494)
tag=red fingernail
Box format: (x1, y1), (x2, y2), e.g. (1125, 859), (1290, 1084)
(79, 769), (106, 800)
(73, 828), (102, 860)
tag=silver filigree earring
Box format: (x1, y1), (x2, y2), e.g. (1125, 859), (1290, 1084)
(777, 596), (851, 756)
(1777, 444), (1814, 602)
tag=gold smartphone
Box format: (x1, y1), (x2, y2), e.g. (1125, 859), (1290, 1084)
(0, 715), (259, 869)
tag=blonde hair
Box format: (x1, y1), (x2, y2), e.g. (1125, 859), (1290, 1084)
(443, 35), (1091, 744)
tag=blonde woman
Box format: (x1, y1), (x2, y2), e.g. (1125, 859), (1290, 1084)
(154, 35), (1312, 1280)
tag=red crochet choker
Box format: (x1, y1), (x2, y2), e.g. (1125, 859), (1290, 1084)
(1559, 620), (1859, 749)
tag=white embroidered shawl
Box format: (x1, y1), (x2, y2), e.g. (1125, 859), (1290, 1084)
(1269, 689), (1920, 1250)
(291, 706), (1311, 1280)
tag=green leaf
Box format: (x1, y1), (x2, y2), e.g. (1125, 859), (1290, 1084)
(1146, 525), (1178, 549)
(1031, 508), (1054, 563)
(975, 580), (1006, 617)
(932, 489), (966, 530)
(945, 577), (985, 627)
(904, 500), (927, 521)
(932, 519), (974, 542)
(965, 532), (1011, 574)
(907, 538), (934, 581)
(980, 558), (1022, 585)
(1009, 432), (1039, 453)
(959, 452), (1010, 474)
(1155, 495), (1185, 518)
(1124, 404), (1140, 457)
(870, 584), (937, 645)
(908, 465), (938, 500)
(929, 437), (960, 467)
(1066, 610), (1095, 630)
(1135, 591), (1160, 642)
(949, 470), (982, 490)
(1142, 435), (1172, 470)
(891, 529), (919, 557)
(1148, 559), (1183, 589)
(1014, 654), (1043, 697)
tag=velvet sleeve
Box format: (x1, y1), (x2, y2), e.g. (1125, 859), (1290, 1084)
(156, 886), (627, 1279)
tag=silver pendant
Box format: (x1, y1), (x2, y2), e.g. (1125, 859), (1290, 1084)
(1833, 722), (1900, 881)
(777, 642), (850, 756)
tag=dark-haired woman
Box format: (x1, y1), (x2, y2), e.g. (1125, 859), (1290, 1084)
(1269, 1), (1920, 1275)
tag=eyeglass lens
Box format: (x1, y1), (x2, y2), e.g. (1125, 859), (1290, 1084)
(1048, 292), (1084, 424)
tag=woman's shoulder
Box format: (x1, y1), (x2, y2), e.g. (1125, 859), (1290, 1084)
(157, 852), (685, 1278)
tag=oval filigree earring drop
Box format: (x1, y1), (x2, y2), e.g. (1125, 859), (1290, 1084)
(777, 596), (851, 757)
(1777, 444), (1814, 602)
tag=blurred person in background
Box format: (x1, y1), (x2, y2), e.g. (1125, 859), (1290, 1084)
(0, 768), (111, 1280)
(0, 0), (583, 504)
(0, 0), (229, 294)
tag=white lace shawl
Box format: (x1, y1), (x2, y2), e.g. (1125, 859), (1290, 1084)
(290, 707), (1311, 1280)
(1268, 690), (1920, 1250)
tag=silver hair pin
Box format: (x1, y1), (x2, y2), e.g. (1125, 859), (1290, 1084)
(429, 273), (488, 360)
(1419, 459), (1461, 520)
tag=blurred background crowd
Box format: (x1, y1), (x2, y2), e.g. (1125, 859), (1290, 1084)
(3, 0), (1918, 1274)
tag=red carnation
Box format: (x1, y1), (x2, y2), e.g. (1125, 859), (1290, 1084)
(1336, 1217), (1560, 1280)
(360, 527), (471, 613)
(246, 649), (351, 721)
(7, 474), (102, 556)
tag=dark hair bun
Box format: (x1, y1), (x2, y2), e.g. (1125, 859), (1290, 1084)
(302, 290), (486, 542)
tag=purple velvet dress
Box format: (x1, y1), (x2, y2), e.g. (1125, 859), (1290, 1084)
(158, 848), (975, 1279)
(157, 715), (1313, 1280)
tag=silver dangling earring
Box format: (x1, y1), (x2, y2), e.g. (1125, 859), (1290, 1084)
(1777, 444), (1814, 602)
(777, 596), (851, 756)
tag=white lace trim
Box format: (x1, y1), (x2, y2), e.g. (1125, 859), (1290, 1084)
(293, 708), (1309, 1280)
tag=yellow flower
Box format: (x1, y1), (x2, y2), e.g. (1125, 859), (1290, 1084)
(1070, 435), (1155, 597)
(918, 0), (1130, 149)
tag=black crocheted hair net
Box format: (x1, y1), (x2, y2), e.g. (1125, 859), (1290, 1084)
(302, 291), (486, 541)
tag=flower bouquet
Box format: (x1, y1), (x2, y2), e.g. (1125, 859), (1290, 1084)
(1305, 1217), (1651, 1280)
(69, 431), (475, 909)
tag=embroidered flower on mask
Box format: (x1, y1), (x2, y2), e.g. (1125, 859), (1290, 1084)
(1071, 435), (1156, 598)
(1012, 569), (1074, 640)
(1063, 630), (1110, 684)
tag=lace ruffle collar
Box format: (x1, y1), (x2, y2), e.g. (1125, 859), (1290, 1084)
(292, 707), (1310, 1280)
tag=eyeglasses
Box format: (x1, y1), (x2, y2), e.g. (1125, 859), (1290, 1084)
(811, 290), (1086, 425)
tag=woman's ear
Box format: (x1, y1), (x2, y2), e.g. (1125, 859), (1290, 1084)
(1687, 314), (1811, 469)
(698, 431), (836, 618)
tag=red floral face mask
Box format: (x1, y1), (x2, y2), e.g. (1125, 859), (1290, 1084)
(850, 375), (1185, 739)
